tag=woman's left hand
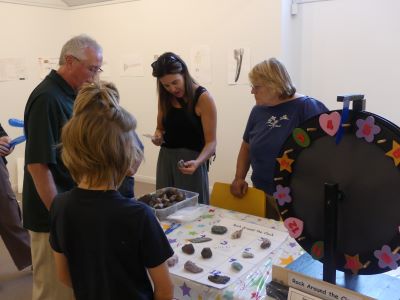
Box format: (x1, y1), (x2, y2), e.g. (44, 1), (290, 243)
(178, 160), (199, 175)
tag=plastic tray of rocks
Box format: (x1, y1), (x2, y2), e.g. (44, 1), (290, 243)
(137, 187), (199, 221)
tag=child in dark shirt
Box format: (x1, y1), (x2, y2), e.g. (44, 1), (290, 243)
(49, 81), (174, 300)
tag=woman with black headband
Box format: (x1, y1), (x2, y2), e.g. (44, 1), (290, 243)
(151, 52), (217, 204)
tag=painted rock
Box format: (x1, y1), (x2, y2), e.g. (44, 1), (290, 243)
(211, 225), (228, 234)
(242, 251), (254, 258)
(166, 254), (179, 267)
(231, 261), (243, 271)
(231, 228), (243, 239)
(208, 274), (231, 284)
(184, 260), (203, 273)
(201, 247), (212, 259)
(189, 237), (212, 243)
(260, 238), (271, 249)
(182, 243), (195, 255)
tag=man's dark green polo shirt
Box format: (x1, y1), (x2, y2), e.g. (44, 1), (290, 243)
(23, 70), (76, 232)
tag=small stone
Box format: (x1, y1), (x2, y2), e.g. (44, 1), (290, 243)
(184, 260), (203, 273)
(208, 274), (230, 284)
(231, 261), (243, 271)
(260, 238), (271, 249)
(189, 237), (212, 243)
(242, 251), (254, 258)
(211, 225), (228, 235)
(166, 254), (179, 267)
(177, 159), (185, 168)
(201, 247), (212, 259)
(231, 228), (243, 239)
(182, 243), (195, 255)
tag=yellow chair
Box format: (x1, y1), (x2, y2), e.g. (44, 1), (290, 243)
(209, 182), (266, 218)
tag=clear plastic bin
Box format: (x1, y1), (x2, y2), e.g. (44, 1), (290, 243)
(138, 187), (199, 220)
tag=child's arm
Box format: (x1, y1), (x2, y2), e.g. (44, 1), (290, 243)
(52, 251), (73, 288)
(147, 262), (174, 300)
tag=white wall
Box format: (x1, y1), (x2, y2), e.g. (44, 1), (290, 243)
(0, 0), (282, 189)
(0, 3), (69, 189)
(282, 0), (400, 125)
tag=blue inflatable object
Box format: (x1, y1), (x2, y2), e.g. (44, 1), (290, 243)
(7, 118), (26, 148)
(9, 135), (26, 148)
(8, 118), (24, 128)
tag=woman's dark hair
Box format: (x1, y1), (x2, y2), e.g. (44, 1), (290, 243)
(151, 52), (197, 115)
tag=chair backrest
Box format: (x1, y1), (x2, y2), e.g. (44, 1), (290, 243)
(210, 182), (266, 218)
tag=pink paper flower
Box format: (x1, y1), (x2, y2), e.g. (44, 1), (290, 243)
(374, 245), (400, 269)
(355, 116), (381, 142)
(273, 185), (292, 206)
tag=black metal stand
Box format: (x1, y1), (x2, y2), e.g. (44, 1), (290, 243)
(323, 183), (339, 284)
(322, 94), (364, 284)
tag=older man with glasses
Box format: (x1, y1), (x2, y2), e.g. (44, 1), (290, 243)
(23, 34), (103, 300)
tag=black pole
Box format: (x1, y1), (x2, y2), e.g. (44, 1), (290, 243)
(323, 182), (339, 284)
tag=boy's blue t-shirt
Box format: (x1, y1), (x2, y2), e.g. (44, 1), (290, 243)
(243, 96), (328, 195)
(50, 188), (174, 300)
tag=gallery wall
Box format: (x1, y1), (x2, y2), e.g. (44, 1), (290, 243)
(282, 0), (400, 124)
(2, 0), (399, 191)
(0, 0), (282, 189)
(0, 3), (69, 189)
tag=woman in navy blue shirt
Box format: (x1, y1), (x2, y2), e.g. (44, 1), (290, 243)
(230, 58), (328, 220)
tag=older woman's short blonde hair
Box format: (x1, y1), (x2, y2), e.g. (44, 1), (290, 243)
(249, 58), (296, 100)
(61, 81), (143, 189)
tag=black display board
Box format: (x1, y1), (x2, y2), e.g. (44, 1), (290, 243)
(274, 109), (400, 275)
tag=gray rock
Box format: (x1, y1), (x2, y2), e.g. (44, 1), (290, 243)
(208, 274), (231, 284)
(184, 260), (203, 273)
(177, 159), (185, 168)
(231, 228), (243, 239)
(201, 247), (212, 259)
(189, 237), (212, 243)
(260, 238), (271, 249)
(211, 225), (228, 235)
(166, 254), (179, 267)
(231, 261), (243, 271)
(182, 243), (195, 255)
(242, 251), (254, 258)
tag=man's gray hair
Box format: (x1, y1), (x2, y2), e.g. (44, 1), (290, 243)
(59, 34), (102, 65)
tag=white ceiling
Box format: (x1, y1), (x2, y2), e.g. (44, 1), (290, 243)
(0, 0), (138, 9)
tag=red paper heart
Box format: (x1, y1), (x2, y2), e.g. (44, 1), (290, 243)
(319, 111), (341, 136)
(284, 217), (304, 239)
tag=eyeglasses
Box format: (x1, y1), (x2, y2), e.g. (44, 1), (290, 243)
(72, 56), (103, 74)
(250, 84), (263, 90)
(151, 54), (180, 77)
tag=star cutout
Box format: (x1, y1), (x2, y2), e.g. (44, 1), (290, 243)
(344, 254), (363, 275)
(180, 282), (191, 297)
(276, 153), (294, 172)
(279, 255), (294, 265)
(385, 140), (400, 166)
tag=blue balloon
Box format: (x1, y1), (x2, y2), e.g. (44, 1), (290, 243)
(8, 118), (24, 128)
(9, 135), (26, 148)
